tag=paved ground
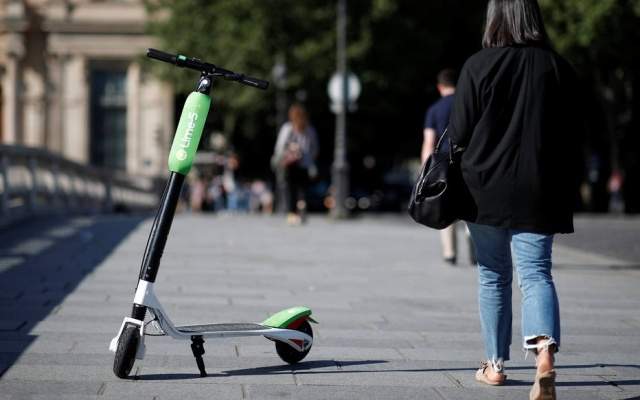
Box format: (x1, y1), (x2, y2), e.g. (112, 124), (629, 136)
(0, 213), (639, 399)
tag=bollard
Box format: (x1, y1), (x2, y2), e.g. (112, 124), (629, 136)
(52, 160), (61, 210)
(0, 154), (10, 216)
(27, 156), (38, 212)
(104, 175), (113, 213)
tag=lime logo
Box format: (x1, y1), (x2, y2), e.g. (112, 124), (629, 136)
(180, 112), (199, 149)
(176, 149), (188, 161)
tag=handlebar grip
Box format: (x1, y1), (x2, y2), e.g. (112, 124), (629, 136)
(147, 48), (177, 65)
(147, 48), (269, 90)
(240, 75), (269, 90)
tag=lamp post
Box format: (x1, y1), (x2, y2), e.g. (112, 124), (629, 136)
(272, 56), (288, 214)
(331, 0), (349, 219)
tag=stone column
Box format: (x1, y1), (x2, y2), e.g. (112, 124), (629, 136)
(22, 68), (47, 148)
(126, 61), (141, 175)
(45, 53), (65, 154)
(62, 55), (89, 164)
(1, 37), (24, 144)
(139, 74), (173, 177)
(1, 1), (26, 144)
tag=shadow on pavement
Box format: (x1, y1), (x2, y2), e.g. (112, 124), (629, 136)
(0, 215), (146, 377)
(136, 359), (388, 381)
(557, 216), (640, 264)
(554, 263), (640, 271)
(136, 360), (640, 388)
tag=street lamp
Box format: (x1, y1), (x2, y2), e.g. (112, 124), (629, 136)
(328, 72), (361, 114)
(329, 0), (360, 219)
(271, 56), (288, 214)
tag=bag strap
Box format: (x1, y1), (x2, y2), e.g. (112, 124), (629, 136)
(434, 127), (465, 163)
(433, 128), (448, 154)
(433, 128), (455, 163)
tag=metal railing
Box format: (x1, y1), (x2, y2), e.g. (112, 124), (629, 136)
(0, 145), (159, 226)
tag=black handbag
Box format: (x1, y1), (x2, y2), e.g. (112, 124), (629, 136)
(408, 129), (476, 229)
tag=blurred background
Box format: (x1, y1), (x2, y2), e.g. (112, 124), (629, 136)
(0, 0), (638, 221)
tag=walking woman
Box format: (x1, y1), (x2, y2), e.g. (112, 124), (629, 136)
(273, 104), (319, 225)
(448, 1), (582, 399)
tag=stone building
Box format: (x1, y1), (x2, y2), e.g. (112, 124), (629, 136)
(0, 0), (174, 178)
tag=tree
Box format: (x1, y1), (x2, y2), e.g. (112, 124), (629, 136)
(147, 1), (487, 184)
(146, 0), (336, 175)
(539, 0), (640, 212)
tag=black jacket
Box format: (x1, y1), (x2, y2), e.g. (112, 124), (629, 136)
(449, 45), (582, 234)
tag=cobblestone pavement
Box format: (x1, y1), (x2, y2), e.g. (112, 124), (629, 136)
(0, 213), (639, 399)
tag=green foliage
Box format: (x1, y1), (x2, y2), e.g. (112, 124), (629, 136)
(540, 0), (640, 191)
(146, 0), (335, 120)
(540, 0), (640, 69)
(145, 1), (638, 209)
(145, 1), (484, 149)
(540, 0), (615, 51)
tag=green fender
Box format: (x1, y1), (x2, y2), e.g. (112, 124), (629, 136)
(261, 306), (317, 328)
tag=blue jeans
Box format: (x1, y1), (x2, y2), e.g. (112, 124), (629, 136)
(467, 223), (560, 367)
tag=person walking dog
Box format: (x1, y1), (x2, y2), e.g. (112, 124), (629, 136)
(447, 0), (582, 398)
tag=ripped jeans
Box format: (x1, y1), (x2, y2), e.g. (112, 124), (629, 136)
(467, 223), (560, 370)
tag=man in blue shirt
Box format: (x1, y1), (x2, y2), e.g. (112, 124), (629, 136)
(422, 69), (456, 162)
(421, 69), (475, 266)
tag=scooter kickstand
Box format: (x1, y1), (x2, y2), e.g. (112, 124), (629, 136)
(190, 336), (207, 377)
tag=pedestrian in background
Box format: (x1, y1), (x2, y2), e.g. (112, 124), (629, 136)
(272, 103), (319, 225)
(421, 69), (476, 266)
(448, 0), (582, 398)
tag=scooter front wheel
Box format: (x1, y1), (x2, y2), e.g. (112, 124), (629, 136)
(113, 323), (140, 378)
(275, 320), (313, 364)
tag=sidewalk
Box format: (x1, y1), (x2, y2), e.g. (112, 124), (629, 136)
(0, 214), (639, 399)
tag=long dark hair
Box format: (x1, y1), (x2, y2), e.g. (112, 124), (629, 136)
(482, 0), (550, 48)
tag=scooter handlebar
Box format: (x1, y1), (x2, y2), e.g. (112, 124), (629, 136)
(146, 48), (269, 90)
(147, 48), (177, 65)
(236, 74), (269, 90)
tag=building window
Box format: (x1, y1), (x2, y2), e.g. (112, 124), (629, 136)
(90, 66), (127, 170)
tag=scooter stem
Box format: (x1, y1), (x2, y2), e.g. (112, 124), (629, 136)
(131, 74), (213, 321)
(131, 172), (184, 320)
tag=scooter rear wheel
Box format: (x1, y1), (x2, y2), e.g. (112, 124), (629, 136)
(275, 320), (313, 364)
(113, 323), (140, 378)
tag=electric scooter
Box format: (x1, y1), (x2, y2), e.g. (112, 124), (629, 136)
(109, 48), (316, 379)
